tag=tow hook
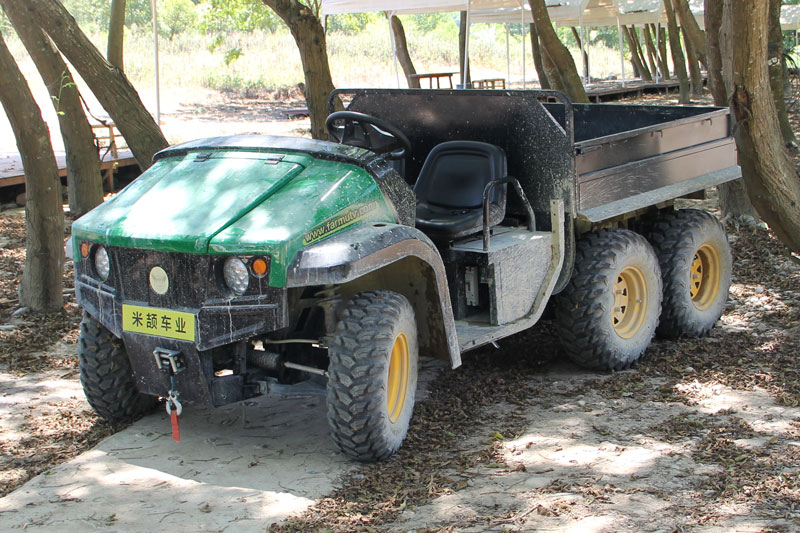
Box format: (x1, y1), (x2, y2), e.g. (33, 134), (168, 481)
(154, 348), (185, 442)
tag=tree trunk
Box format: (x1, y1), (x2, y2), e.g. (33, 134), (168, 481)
(674, 0), (707, 67)
(107, 0), (126, 70)
(705, 0), (727, 105)
(664, 0), (690, 103)
(25, 0), (167, 169)
(657, 25), (671, 79)
(0, 33), (63, 312)
(387, 14), (419, 88)
(716, 0), (760, 220)
(630, 27), (653, 81)
(528, 0), (588, 103)
(623, 26), (651, 81)
(730, 0), (800, 254)
(459, 11), (471, 86)
(768, 0), (796, 145)
(683, 29), (703, 96)
(529, 22), (550, 89)
(540, 45), (565, 92)
(643, 24), (660, 79)
(1, 0), (104, 217)
(262, 1), (337, 139)
(570, 27), (589, 81)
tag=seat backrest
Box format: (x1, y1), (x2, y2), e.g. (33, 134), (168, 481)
(413, 141), (507, 209)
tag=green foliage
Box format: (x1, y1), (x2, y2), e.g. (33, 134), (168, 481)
(197, 0), (278, 33)
(326, 13), (378, 35)
(407, 12), (456, 34)
(160, 0), (199, 39)
(61, 0), (153, 31)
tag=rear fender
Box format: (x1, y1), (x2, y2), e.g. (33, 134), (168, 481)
(286, 224), (461, 367)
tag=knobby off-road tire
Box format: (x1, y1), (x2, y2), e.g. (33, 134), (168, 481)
(647, 209), (732, 339)
(327, 291), (419, 462)
(555, 229), (663, 371)
(78, 312), (156, 421)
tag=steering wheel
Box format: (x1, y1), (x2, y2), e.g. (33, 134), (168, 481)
(325, 111), (411, 160)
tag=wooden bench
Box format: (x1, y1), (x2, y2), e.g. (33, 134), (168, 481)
(408, 72), (457, 89)
(471, 78), (506, 90)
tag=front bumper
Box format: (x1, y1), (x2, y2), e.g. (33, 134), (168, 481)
(76, 276), (288, 407)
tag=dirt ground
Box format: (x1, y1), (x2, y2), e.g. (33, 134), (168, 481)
(2, 89), (800, 531)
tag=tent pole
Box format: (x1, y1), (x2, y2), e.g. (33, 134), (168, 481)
(521, 4), (526, 89)
(463, 0), (472, 88)
(579, 10), (586, 86)
(387, 11), (400, 88)
(617, 15), (626, 88)
(506, 23), (511, 86)
(150, 0), (160, 125)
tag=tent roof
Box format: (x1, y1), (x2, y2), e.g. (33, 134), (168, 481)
(469, 0), (663, 26)
(321, 0), (521, 16)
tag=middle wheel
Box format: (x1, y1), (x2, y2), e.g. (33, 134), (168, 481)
(555, 229), (663, 370)
(326, 290), (419, 462)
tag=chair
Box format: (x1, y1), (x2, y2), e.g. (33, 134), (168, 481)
(413, 141), (508, 241)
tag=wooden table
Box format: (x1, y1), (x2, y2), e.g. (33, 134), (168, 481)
(409, 72), (457, 89)
(471, 78), (506, 90)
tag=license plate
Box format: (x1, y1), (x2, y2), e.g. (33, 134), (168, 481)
(122, 304), (196, 342)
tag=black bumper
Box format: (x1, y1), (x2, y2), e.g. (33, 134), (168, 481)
(76, 278), (288, 406)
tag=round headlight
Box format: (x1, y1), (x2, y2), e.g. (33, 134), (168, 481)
(223, 257), (249, 295)
(94, 246), (110, 281)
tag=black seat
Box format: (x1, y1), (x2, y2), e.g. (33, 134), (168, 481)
(414, 141), (507, 240)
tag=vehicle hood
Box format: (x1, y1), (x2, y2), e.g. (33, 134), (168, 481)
(72, 151), (310, 253)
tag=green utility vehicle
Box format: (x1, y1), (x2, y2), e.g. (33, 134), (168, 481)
(73, 89), (738, 461)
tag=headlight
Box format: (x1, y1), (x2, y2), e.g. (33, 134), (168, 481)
(223, 257), (249, 295)
(94, 246), (110, 281)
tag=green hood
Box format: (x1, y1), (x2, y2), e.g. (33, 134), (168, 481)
(73, 151), (309, 253)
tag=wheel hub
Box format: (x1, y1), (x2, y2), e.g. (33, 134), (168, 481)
(387, 333), (409, 423)
(613, 266), (648, 339)
(690, 244), (721, 310)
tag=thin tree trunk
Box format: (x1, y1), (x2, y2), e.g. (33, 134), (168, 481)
(570, 26), (589, 81)
(529, 22), (550, 89)
(705, 0), (727, 105)
(262, 0), (337, 139)
(25, 0), (167, 169)
(623, 25), (651, 81)
(459, 11), (471, 86)
(0, 33), (63, 312)
(529, 0), (588, 103)
(664, 0), (690, 103)
(683, 29), (703, 96)
(107, 0), (125, 70)
(1, 0), (104, 217)
(386, 14), (418, 88)
(630, 26), (653, 81)
(768, 0), (795, 145)
(730, 0), (800, 254)
(643, 24), (660, 79)
(657, 25), (671, 79)
(674, 0), (707, 67)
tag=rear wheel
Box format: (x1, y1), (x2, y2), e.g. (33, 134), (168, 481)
(555, 229), (663, 370)
(647, 209), (732, 338)
(78, 312), (157, 421)
(326, 291), (418, 462)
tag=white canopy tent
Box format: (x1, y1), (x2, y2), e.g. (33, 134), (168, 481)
(470, 0), (665, 86)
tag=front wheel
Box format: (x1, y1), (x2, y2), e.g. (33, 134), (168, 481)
(554, 229), (663, 370)
(326, 291), (418, 462)
(647, 209), (732, 338)
(78, 312), (157, 421)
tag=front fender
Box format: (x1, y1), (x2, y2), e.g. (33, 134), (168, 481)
(286, 223), (461, 367)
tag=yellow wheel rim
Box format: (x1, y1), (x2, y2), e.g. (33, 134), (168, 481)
(613, 266), (648, 339)
(690, 244), (721, 311)
(387, 333), (409, 423)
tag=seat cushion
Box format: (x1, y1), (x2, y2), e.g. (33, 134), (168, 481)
(416, 201), (505, 240)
